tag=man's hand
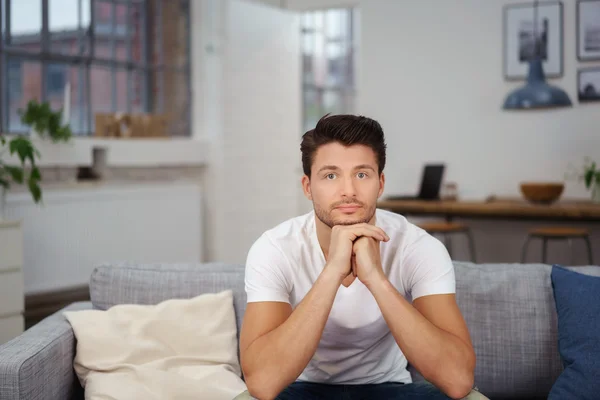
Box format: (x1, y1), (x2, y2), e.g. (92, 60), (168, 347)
(326, 223), (389, 283)
(352, 236), (386, 288)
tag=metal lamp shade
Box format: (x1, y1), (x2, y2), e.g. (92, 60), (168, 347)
(503, 59), (572, 110)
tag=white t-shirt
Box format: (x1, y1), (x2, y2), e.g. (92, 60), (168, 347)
(244, 208), (455, 385)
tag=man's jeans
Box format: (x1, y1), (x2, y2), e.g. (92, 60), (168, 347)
(233, 381), (489, 400)
(275, 381), (452, 399)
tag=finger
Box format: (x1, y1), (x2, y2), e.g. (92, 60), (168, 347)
(345, 226), (388, 242)
(351, 223), (390, 241)
(351, 255), (357, 277)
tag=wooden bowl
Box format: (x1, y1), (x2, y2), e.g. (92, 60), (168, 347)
(520, 182), (564, 204)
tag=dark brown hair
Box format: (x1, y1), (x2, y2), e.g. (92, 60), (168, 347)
(300, 114), (387, 177)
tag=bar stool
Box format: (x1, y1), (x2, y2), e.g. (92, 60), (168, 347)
(418, 221), (477, 262)
(521, 227), (593, 265)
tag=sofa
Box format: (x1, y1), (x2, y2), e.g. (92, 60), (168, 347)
(0, 260), (598, 400)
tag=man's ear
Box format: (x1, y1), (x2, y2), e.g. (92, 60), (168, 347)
(378, 172), (385, 198)
(301, 175), (312, 200)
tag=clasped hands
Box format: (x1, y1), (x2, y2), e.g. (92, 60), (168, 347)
(326, 223), (390, 289)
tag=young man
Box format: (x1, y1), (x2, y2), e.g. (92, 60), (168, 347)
(239, 115), (479, 400)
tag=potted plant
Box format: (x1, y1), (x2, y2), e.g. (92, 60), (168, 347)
(582, 157), (600, 203)
(0, 100), (72, 220)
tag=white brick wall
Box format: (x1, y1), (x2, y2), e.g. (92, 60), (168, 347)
(193, 0), (302, 264)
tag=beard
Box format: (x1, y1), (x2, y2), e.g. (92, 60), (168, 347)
(314, 198), (376, 228)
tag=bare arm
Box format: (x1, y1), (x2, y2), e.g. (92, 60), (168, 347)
(239, 268), (341, 400)
(368, 280), (475, 399)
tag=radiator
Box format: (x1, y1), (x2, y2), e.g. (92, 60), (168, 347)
(5, 181), (202, 294)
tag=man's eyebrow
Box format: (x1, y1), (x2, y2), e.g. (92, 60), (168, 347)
(354, 164), (376, 171)
(317, 165), (340, 173)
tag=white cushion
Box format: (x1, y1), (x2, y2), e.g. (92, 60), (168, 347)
(64, 290), (247, 400)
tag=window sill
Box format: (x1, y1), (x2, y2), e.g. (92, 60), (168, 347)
(1, 136), (210, 167)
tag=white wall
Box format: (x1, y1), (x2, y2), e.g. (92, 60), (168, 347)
(193, 0), (302, 264)
(358, 0), (599, 201)
(356, 0), (600, 264)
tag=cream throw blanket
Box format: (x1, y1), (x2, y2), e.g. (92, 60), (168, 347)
(64, 290), (248, 400)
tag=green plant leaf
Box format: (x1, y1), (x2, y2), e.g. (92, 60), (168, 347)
(28, 177), (42, 203)
(8, 136), (38, 166)
(30, 166), (42, 181)
(0, 177), (9, 189)
(4, 165), (24, 184)
(19, 99), (72, 142)
(585, 169), (594, 188)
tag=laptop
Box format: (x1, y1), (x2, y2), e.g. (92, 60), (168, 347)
(386, 164), (445, 201)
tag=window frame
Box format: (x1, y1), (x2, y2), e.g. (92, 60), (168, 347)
(0, 0), (191, 136)
(301, 7), (357, 133)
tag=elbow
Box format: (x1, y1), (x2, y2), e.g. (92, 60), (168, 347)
(445, 374), (474, 399)
(445, 364), (475, 400)
(245, 374), (280, 400)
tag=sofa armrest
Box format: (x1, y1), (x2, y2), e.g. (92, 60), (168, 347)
(0, 301), (93, 400)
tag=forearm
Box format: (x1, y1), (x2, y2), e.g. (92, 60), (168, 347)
(243, 268), (342, 399)
(368, 279), (474, 398)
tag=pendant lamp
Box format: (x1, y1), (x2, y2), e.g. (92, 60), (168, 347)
(502, 0), (572, 110)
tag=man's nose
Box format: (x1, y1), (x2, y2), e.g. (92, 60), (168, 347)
(340, 176), (357, 197)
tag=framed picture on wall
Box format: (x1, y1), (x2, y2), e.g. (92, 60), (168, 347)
(503, 1), (564, 80)
(578, 67), (600, 102)
(577, 0), (600, 61)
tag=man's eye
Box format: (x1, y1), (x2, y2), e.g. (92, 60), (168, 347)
(357, 172), (367, 179)
(326, 173), (336, 180)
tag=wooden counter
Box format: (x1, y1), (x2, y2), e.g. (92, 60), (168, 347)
(377, 198), (600, 222)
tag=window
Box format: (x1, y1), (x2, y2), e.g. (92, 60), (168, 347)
(0, 0), (191, 136)
(7, 59), (21, 98)
(301, 8), (357, 133)
(46, 63), (66, 95)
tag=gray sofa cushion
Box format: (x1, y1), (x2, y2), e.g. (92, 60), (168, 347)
(451, 262), (600, 399)
(90, 262), (247, 336)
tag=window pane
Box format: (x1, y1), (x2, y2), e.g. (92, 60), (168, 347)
(6, 58), (42, 132)
(303, 53), (314, 85)
(302, 32), (315, 56)
(45, 63), (67, 97)
(152, 0), (188, 68)
(49, 0), (91, 56)
(322, 90), (343, 116)
(130, 1), (145, 65)
(327, 42), (348, 87)
(325, 9), (344, 40)
(303, 88), (321, 132)
(43, 63), (86, 134)
(114, 2), (128, 61)
(312, 31), (326, 87)
(151, 69), (163, 113)
(130, 69), (146, 114)
(8, 0), (42, 52)
(301, 12), (313, 31)
(89, 65), (112, 132)
(116, 68), (127, 112)
(1, 0), (6, 37)
(313, 12), (324, 33)
(74, 65), (88, 134)
(93, 0), (113, 35)
(93, 0), (113, 59)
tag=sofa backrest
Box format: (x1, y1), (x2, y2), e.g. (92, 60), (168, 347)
(89, 260), (600, 399)
(90, 262), (247, 335)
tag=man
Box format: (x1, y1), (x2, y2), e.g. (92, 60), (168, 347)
(239, 114), (480, 400)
